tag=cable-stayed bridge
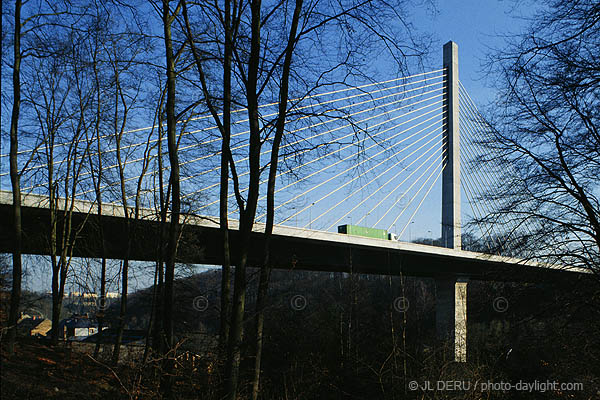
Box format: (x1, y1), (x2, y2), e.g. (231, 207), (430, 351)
(5, 68), (450, 233)
(1, 44), (523, 248)
(0, 42), (587, 361)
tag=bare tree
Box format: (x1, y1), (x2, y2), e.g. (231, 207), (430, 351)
(3, 0), (87, 348)
(478, 0), (600, 278)
(250, 2), (304, 398)
(104, 12), (153, 364)
(149, 86), (168, 360)
(6, 0), (24, 355)
(34, 34), (96, 346)
(155, 0), (184, 395)
(180, 0), (429, 398)
(87, 14), (109, 358)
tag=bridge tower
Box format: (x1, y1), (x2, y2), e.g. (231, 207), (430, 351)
(442, 40), (461, 249)
(436, 41), (467, 363)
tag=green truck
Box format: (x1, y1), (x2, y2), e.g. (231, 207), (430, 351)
(337, 224), (391, 240)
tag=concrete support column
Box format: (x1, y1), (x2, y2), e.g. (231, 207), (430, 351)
(435, 277), (468, 362)
(442, 41), (461, 250)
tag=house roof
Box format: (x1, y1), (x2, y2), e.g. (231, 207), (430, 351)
(60, 316), (97, 329)
(31, 319), (52, 335)
(18, 317), (51, 335)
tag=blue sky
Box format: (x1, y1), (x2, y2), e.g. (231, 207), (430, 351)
(396, 0), (534, 241)
(414, 0), (531, 102)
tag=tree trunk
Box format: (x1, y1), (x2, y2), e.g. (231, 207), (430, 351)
(50, 259), (61, 345)
(224, 1), (263, 397)
(111, 65), (131, 365)
(224, 233), (250, 400)
(94, 255), (106, 357)
(219, 0), (233, 352)
(92, 50), (106, 359)
(112, 258), (128, 364)
(160, 1), (181, 396)
(49, 187), (60, 346)
(181, 0), (234, 352)
(143, 259), (160, 363)
(152, 120), (167, 357)
(7, 0), (23, 356)
(251, 2), (303, 397)
(152, 239), (165, 356)
(251, 245), (271, 400)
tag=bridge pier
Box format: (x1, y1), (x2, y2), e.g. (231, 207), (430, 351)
(435, 277), (468, 362)
(438, 41), (466, 362)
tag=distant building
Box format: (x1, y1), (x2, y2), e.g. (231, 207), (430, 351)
(30, 319), (52, 337)
(17, 315), (52, 337)
(67, 291), (120, 299)
(59, 314), (99, 340)
(65, 291), (121, 310)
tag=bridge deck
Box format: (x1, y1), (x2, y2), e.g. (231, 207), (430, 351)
(0, 191), (586, 281)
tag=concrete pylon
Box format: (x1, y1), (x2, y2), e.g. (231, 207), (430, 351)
(441, 41), (461, 250)
(436, 42), (467, 363)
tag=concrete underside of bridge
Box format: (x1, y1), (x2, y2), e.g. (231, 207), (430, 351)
(0, 202), (582, 282)
(0, 197), (588, 364)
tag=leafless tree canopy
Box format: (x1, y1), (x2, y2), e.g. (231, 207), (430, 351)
(478, 0), (600, 276)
